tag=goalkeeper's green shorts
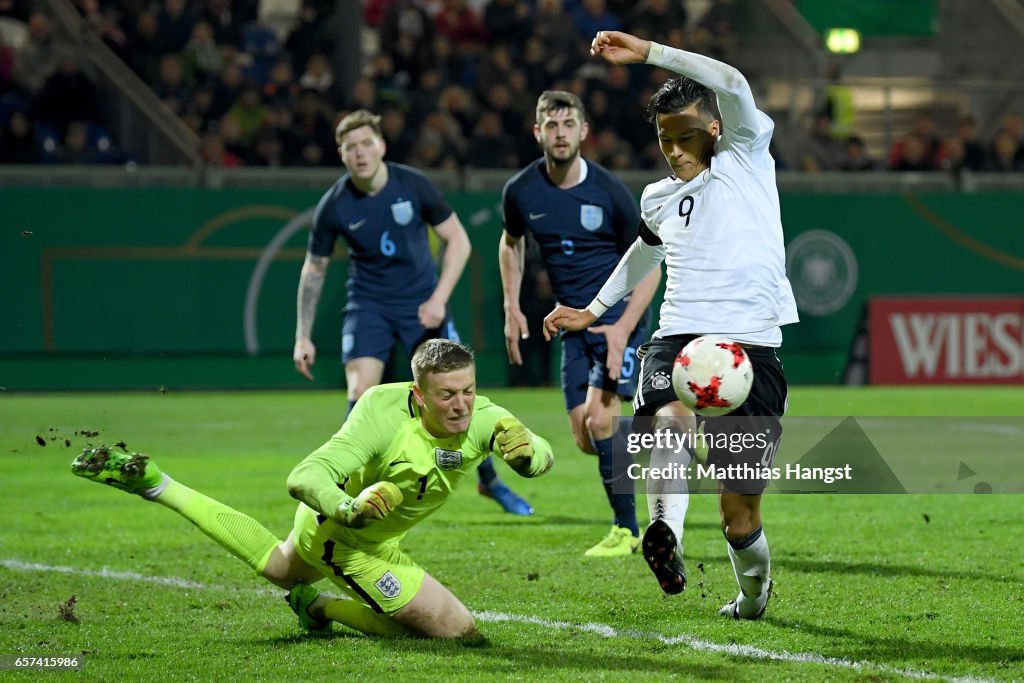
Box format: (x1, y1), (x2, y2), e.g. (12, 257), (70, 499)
(292, 503), (425, 615)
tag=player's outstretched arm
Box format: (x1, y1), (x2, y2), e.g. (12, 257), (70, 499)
(422, 213), (471, 329)
(294, 253), (329, 380)
(593, 30), (761, 140)
(493, 416), (553, 478)
(498, 231), (530, 364)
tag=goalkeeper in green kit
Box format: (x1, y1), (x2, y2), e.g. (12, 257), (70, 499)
(71, 339), (552, 639)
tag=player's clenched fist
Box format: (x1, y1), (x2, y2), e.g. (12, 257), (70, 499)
(339, 481), (404, 527)
(494, 416), (534, 466)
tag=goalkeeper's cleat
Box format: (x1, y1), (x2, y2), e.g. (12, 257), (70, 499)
(477, 481), (533, 516)
(285, 582), (330, 632)
(642, 519), (686, 595)
(584, 525), (641, 557)
(719, 578), (773, 620)
(71, 445), (164, 495)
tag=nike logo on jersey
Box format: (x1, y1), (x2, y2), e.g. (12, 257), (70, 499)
(349, 219), (367, 231)
(528, 212), (547, 220)
(389, 460), (410, 466)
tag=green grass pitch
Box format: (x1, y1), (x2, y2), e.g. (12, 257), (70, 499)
(1, 386), (1022, 681)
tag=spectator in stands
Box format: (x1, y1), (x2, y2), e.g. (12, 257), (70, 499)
(33, 50), (98, 138)
(152, 53), (191, 113)
(198, 0), (247, 47)
(0, 109), (38, 163)
(58, 120), (100, 164)
(998, 112), (1024, 165)
(182, 20), (222, 88)
(483, 0), (532, 49)
(156, 0), (195, 53)
(954, 116), (987, 171)
(435, 0), (486, 49)
(12, 12), (58, 94)
(839, 135), (878, 172)
(0, 32), (14, 93)
(298, 54), (333, 94)
(533, 0), (578, 75)
(625, 0), (687, 41)
(124, 11), (165, 83)
(797, 112), (842, 171)
(217, 114), (247, 161)
(247, 129), (284, 166)
(293, 88), (335, 159)
(891, 114), (941, 170)
(379, 106), (416, 164)
(475, 44), (514, 100)
(200, 130), (240, 167)
(224, 83), (268, 143)
(263, 59), (298, 105)
(982, 128), (1023, 172)
(0, 0), (29, 22)
(891, 133), (938, 172)
(468, 109), (516, 168)
(574, 0), (621, 43)
(348, 77), (379, 112)
(285, 1), (334, 73)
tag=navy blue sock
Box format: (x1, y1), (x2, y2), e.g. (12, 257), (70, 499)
(477, 456), (498, 486)
(346, 398), (357, 417)
(594, 433), (638, 536)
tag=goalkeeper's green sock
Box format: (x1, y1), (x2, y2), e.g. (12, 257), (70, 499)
(320, 595), (409, 637)
(152, 478), (280, 574)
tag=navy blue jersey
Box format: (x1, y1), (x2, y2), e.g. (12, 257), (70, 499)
(502, 159), (640, 318)
(309, 162), (453, 304)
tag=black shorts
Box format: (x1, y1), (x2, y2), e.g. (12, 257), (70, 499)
(633, 334), (788, 494)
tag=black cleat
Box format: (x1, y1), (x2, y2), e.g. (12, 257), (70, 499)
(642, 519), (686, 595)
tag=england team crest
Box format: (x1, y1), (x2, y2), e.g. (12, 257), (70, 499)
(435, 448), (463, 470)
(391, 200), (414, 225)
(375, 571), (402, 598)
(580, 204), (603, 231)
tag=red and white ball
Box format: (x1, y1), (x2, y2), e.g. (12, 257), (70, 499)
(671, 336), (754, 416)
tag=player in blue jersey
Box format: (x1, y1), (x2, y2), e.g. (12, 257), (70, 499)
(499, 91), (661, 556)
(293, 109), (532, 515)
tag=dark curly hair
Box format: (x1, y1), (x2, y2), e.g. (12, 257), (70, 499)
(644, 77), (720, 125)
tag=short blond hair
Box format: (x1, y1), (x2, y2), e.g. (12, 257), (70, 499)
(411, 339), (475, 385)
(335, 109), (382, 145)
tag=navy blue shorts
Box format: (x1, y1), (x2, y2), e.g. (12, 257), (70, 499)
(559, 312), (650, 412)
(632, 333), (789, 494)
(341, 299), (459, 364)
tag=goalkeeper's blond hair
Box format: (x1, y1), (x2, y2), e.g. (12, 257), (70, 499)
(411, 339), (475, 384)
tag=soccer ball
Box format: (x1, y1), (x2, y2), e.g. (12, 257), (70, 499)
(671, 336), (754, 416)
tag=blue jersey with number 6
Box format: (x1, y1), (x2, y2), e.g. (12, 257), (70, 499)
(309, 162), (453, 305)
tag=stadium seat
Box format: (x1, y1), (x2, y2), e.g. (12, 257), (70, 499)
(34, 122), (61, 163)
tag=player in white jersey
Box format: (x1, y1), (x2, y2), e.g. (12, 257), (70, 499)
(543, 31), (799, 620)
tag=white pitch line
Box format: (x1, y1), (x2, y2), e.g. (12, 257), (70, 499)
(0, 558), (997, 683)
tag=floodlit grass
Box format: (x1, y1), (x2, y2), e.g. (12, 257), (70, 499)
(1, 387), (1022, 681)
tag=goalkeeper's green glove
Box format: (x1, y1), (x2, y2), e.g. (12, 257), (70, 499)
(494, 416), (534, 468)
(337, 481), (403, 527)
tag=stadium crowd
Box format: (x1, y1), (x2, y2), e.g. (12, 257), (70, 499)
(0, 0), (1022, 171)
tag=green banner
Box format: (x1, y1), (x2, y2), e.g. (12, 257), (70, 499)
(2, 188), (1023, 389)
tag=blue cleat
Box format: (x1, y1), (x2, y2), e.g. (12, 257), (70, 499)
(478, 481), (533, 516)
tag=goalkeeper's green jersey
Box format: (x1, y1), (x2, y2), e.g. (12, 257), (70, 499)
(288, 382), (550, 545)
